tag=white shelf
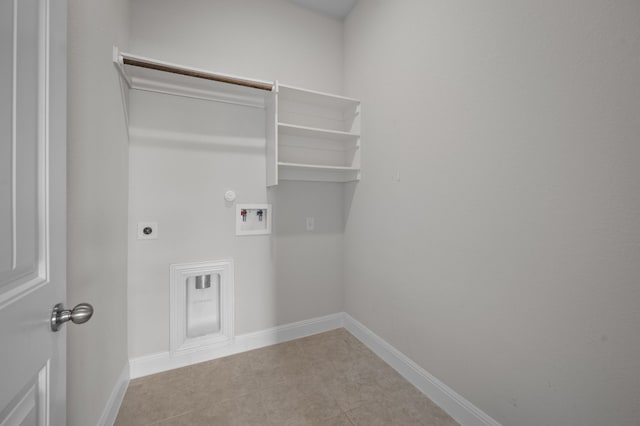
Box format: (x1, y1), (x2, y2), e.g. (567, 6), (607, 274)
(278, 122), (359, 142)
(268, 82), (362, 186)
(278, 162), (359, 171)
(112, 48), (362, 187)
(278, 162), (361, 183)
(113, 48), (274, 110)
(278, 83), (360, 111)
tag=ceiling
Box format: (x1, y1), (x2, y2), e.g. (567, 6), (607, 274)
(288, 0), (358, 19)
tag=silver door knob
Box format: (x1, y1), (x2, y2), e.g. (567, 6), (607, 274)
(51, 302), (94, 332)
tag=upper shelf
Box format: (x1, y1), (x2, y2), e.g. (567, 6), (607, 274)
(113, 48), (275, 109)
(278, 162), (361, 183)
(278, 122), (360, 142)
(278, 83), (360, 111)
(112, 48), (362, 186)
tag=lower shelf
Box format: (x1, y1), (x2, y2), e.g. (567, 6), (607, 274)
(278, 162), (361, 183)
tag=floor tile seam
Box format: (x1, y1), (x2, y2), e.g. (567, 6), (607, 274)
(300, 384), (343, 419)
(259, 379), (343, 423)
(262, 401), (288, 426)
(147, 407), (197, 425)
(337, 384), (389, 413)
(178, 392), (270, 424)
(256, 386), (297, 421)
(338, 412), (356, 426)
(249, 390), (272, 413)
(229, 393), (272, 422)
(309, 358), (337, 379)
(343, 406), (361, 426)
(247, 353), (305, 373)
(204, 388), (255, 407)
(376, 378), (409, 398)
(117, 395), (198, 426)
(334, 396), (357, 422)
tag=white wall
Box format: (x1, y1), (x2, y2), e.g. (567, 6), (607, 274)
(343, 1), (640, 426)
(127, 0), (345, 359)
(66, 0), (130, 424)
(130, 0), (343, 94)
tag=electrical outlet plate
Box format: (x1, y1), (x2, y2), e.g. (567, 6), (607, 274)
(306, 217), (315, 231)
(137, 222), (158, 240)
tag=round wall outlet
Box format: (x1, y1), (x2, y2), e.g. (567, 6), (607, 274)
(137, 222), (158, 240)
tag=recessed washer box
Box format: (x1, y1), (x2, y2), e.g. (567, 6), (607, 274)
(169, 259), (234, 356)
(236, 204), (272, 236)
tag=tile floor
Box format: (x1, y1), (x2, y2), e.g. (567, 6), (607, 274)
(115, 328), (458, 425)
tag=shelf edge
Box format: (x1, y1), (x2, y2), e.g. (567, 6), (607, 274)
(278, 122), (360, 140)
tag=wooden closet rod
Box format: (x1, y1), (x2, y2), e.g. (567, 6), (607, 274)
(123, 58), (274, 91)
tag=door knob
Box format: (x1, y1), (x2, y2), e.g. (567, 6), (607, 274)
(51, 302), (94, 331)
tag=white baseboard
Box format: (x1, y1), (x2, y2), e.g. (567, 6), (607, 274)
(97, 362), (130, 426)
(129, 312), (344, 379)
(343, 314), (500, 426)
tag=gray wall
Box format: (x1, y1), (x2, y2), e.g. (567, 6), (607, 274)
(343, 1), (640, 425)
(127, 0), (345, 359)
(67, 0), (130, 424)
(129, 0), (343, 94)
(66, 1), (640, 424)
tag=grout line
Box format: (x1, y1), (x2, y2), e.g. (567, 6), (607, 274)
(343, 408), (357, 425)
(147, 409), (197, 425)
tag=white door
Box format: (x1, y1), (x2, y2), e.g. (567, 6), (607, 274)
(1, 0), (68, 425)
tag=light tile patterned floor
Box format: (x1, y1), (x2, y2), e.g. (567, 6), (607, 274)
(115, 328), (458, 425)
